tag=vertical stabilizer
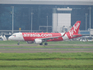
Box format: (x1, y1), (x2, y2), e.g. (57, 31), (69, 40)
(66, 21), (81, 39)
(69, 21), (81, 34)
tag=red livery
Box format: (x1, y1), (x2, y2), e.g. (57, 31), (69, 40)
(8, 21), (82, 45)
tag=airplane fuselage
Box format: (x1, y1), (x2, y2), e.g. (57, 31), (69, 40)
(8, 21), (82, 45)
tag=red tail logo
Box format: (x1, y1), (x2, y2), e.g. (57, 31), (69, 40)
(68, 21), (81, 38)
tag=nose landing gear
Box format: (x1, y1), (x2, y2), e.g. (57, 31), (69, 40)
(17, 41), (20, 45)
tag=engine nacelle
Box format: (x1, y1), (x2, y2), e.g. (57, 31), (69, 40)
(27, 41), (34, 44)
(34, 39), (42, 44)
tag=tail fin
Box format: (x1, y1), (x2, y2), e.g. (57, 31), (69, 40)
(66, 21), (81, 39)
(69, 21), (81, 34)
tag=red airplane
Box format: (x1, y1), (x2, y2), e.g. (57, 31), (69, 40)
(8, 21), (82, 45)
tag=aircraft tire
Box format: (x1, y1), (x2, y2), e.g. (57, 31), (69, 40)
(44, 43), (48, 45)
(39, 43), (43, 45)
(17, 43), (20, 45)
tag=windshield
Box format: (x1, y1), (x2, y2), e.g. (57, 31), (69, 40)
(12, 34), (16, 37)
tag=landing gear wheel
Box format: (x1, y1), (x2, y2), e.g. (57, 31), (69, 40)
(39, 43), (43, 45)
(17, 41), (20, 45)
(17, 43), (20, 45)
(44, 43), (48, 45)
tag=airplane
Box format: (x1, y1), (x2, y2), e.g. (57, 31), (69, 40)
(8, 21), (82, 45)
(80, 36), (93, 42)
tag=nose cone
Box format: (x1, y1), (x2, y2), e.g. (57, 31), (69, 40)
(8, 36), (12, 40)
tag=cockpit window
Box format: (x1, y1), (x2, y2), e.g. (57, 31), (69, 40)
(12, 34), (16, 37)
(13, 35), (16, 36)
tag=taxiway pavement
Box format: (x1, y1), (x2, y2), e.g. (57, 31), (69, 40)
(0, 44), (93, 53)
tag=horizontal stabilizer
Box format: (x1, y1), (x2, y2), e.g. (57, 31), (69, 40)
(73, 34), (82, 37)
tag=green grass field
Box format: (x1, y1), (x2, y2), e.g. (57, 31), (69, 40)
(0, 40), (93, 44)
(0, 53), (93, 70)
(0, 41), (93, 70)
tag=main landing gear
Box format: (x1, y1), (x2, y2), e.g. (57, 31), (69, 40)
(44, 43), (48, 45)
(39, 43), (48, 45)
(39, 43), (43, 45)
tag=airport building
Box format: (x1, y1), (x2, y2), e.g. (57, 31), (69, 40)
(0, 0), (93, 36)
(53, 7), (72, 32)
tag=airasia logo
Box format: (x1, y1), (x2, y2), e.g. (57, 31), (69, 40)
(69, 23), (80, 38)
(23, 33), (52, 37)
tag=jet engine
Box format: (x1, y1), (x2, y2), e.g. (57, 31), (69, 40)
(34, 39), (42, 44)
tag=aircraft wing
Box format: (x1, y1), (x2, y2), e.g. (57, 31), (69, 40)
(36, 33), (65, 42)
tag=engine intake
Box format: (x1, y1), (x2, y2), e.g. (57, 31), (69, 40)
(35, 39), (42, 44)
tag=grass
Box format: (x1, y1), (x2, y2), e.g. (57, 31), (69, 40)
(0, 41), (93, 48)
(0, 53), (93, 70)
(0, 41), (27, 44)
(0, 41), (93, 70)
(48, 41), (93, 44)
(0, 40), (93, 45)
(0, 67), (93, 70)
(0, 60), (93, 67)
(0, 53), (93, 60)
(0, 46), (93, 49)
